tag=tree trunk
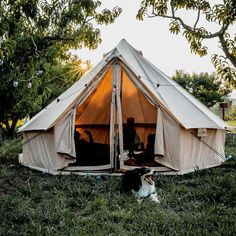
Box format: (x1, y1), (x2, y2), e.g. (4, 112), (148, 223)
(4, 117), (19, 138)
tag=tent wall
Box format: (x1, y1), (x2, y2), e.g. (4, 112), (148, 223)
(155, 108), (164, 156)
(179, 128), (225, 171)
(76, 68), (112, 126)
(120, 69), (157, 147)
(121, 70), (157, 124)
(154, 109), (181, 170)
(55, 109), (76, 157)
(22, 131), (73, 170)
(75, 68), (113, 144)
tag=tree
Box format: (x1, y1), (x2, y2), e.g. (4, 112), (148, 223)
(39, 57), (92, 111)
(137, 0), (236, 85)
(0, 0), (121, 137)
(172, 70), (231, 107)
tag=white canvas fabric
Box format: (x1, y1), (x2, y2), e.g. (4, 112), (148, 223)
(179, 129), (225, 171)
(23, 131), (74, 170)
(114, 40), (228, 129)
(155, 108), (164, 156)
(19, 39), (230, 132)
(55, 108), (76, 157)
(19, 39), (229, 174)
(114, 64), (124, 157)
(155, 109), (181, 170)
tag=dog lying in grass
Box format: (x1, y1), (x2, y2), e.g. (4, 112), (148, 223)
(121, 167), (160, 203)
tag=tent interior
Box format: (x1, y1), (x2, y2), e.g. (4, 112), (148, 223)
(67, 66), (169, 171)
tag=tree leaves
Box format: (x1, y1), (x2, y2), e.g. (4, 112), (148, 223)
(169, 20), (180, 34)
(211, 54), (236, 86)
(137, 0), (236, 86)
(0, 0), (121, 136)
(172, 70), (232, 107)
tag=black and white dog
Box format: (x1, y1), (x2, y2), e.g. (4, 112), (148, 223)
(121, 167), (160, 203)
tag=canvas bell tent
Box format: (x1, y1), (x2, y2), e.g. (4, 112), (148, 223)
(19, 39), (229, 175)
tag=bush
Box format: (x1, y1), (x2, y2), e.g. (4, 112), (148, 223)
(225, 132), (236, 160)
(225, 106), (236, 121)
(0, 136), (22, 165)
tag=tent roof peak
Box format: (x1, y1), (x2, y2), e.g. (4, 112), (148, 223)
(19, 38), (229, 132)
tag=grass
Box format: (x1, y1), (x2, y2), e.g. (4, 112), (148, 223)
(0, 138), (236, 235)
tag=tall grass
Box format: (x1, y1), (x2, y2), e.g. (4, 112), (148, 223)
(0, 138), (236, 236)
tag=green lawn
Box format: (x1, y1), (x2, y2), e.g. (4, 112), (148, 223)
(0, 138), (236, 236)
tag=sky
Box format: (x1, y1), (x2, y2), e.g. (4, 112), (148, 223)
(75, 0), (236, 97)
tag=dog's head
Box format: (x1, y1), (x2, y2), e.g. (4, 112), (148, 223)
(137, 167), (155, 185)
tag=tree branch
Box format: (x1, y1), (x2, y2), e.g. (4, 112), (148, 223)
(219, 34), (236, 68)
(194, 8), (201, 30)
(19, 14), (91, 63)
(170, 0), (175, 17)
(147, 10), (235, 70)
(148, 13), (229, 39)
(31, 36), (40, 56)
(43, 35), (75, 41)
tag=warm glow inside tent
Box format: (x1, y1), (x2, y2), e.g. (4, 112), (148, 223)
(19, 39), (229, 175)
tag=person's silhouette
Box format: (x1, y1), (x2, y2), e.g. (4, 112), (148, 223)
(123, 117), (136, 157)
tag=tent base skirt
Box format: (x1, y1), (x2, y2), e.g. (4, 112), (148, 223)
(19, 154), (223, 176)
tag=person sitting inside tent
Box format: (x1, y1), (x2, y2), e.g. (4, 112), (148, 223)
(73, 129), (110, 166)
(123, 117), (140, 157)
(73, 129), (94, 165)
